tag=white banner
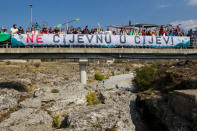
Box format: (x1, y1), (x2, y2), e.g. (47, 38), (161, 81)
(11, 34), (190, 47)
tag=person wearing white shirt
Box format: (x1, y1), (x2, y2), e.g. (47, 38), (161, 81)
(10, 24), (18, 34)
(105, 27), (112, 35)
(32, 28), (39, 35)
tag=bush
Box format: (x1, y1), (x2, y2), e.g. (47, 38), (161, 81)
(51, 89), (59, 93)
(111, 71), (115, 76)
(95, 73), (104, 81)
(64, 77), (69, 80)
(133, 65), (157, 92)
(114, 59), (123, 63)
(125, 67), (130, 72)
(53, 114), (61, 129)
(86, 90), (100, 105)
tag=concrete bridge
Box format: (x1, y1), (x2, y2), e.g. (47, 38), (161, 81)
(0, 48), (197, 84)
(0, 48), (197, 59)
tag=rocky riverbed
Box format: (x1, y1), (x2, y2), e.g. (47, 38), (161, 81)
(0, 61), (146, 131)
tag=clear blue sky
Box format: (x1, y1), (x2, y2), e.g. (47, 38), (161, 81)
(0, 0), (197, 29)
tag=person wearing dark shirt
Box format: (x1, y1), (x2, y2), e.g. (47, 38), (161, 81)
(3, 29), (7, 34)
(48, 27), (53, 34)
(72, 28), (78, 34)
(82, 26), (89, 34)
(173, 30), (179, 36)
(187, 29), (193, 37)
(18, 26), (24, 34)
(53, 26), (59, 34)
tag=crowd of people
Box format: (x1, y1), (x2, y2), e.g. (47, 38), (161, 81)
(0, 24), (196, 37)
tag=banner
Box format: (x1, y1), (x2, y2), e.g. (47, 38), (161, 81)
(11, 34), (190, 48)
(0, 34), (11, 42)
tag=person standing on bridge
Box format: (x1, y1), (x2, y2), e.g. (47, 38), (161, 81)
(32, 27), (39, 35)
(10, 24), (18, 34)
(82, 26), (89, 34)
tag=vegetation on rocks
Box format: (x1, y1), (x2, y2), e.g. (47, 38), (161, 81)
(125, 67), (130, 72)
(133, 60), (197, 93)
(53, 113), (61, 129)
(95, 73), (104, 81)
(136, 60), (197, 131)
(0, 106), (19, 123)
(133, 64), (157, 91)
(51, 89), (59, 93)
(114, 59), (124, 63)
(86, 90), (100, 105)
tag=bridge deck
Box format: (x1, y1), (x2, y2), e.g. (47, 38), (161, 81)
(0, 48), (197, 59)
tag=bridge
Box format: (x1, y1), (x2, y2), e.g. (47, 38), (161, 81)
(0, 48), (197, 84)
(0, 48), (197, 59)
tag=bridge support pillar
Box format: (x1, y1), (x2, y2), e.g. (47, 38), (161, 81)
(79, 59), (88, 84)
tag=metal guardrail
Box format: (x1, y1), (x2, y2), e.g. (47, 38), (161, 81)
(191, 36), (197, 48)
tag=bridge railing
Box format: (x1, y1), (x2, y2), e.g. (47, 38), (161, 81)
(1, 36), (197, 49)
(191, 36), (197, 48)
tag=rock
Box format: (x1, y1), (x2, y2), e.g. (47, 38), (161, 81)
(0, 108), (34, 127)
(19, 98), (42, 108)
(0, 108), (53, 131)
(136, 90), (195, 131)
(0, 62), (145, 131)
(169, 90), (197, 120)
(59, 88), (137, 131)
(33, 88), (44, 98)
(60, 115), (71, 128)
(103, 74), (134, 89)
(0, 89), (20, 111)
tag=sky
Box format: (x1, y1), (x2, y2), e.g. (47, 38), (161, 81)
(0, 0), (197, 30)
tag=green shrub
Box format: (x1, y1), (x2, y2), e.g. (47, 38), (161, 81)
(86, 90), (100, 105)
(64, 77), (69, 80)
(125, 67), (130, 72)
(111, 71), (115, 76)
(53, 114), (61, 129)
(95, 73), (104, 81)
(133, 65), (157, 92)
(51, 89), (59, 93)
(114, 59), (123, 63)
